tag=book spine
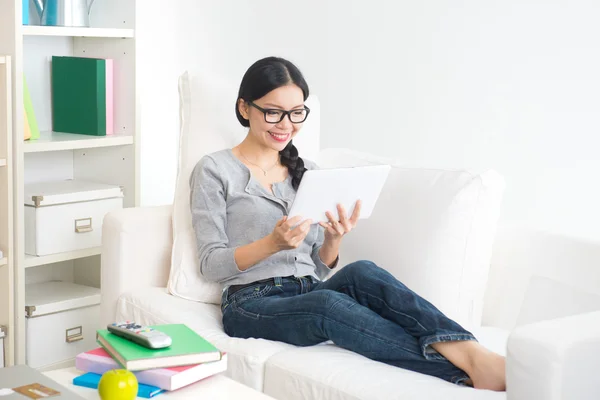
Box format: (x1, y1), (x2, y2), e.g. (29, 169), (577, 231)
(23, 75), (40, 139)
(105, 59), (114, 135)
(96, 59), (107, 135)
(77, 353), (172, 390)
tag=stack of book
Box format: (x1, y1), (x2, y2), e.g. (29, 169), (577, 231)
(73, 323), (227, 398)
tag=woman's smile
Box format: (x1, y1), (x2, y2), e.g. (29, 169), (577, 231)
(268, 131), (291, 143)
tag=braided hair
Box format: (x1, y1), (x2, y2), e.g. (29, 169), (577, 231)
(235, 57), (309, 190)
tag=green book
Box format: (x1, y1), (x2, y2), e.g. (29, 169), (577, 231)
(96, 324), (222, 371)
(51, 56), (107, 136)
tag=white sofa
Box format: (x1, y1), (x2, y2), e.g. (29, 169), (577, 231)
(100, 72), (600, 399)
(100, 181), (600, 400)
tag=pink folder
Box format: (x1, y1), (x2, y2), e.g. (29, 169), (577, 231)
(105, 59), (114, 135)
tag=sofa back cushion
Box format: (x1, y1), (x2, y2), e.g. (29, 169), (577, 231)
(317, 148), (505, 328)
(167, 71), (320, 304)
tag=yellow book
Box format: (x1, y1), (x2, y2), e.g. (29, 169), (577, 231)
(24, 104), (31, 140)
(23, 75), (40, 140)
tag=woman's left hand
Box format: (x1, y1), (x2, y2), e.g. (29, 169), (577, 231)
(319, 200), (362, 241)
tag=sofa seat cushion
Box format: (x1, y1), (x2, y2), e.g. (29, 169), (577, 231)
(264, 327), (509, 400)
(114, 287), (295, 391)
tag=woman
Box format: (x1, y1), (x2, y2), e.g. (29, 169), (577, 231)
(191, 56), (506, 391)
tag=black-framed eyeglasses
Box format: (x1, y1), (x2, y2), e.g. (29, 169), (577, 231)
(248, 101), (310, 124)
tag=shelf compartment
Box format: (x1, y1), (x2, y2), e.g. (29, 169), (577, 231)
(25, 247), (101, 268)
(22, 26), (134, 39)
(24, 131), (133, 153)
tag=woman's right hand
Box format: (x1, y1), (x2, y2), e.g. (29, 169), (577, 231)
(268, 216), (313, 251)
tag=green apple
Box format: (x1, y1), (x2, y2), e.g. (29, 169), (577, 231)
(98, 369), (138, 400)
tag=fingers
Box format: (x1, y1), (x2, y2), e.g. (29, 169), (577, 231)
(349, 200), (362, 226)
(290, 219), (312, 237)
(319, 221), (338, 236)
(276, 216), (288, 227)
(326, 211), (345, 235)
(289, 219), (312, 247)
(337, 204), (352, 232)
(282, 215), (303, 230)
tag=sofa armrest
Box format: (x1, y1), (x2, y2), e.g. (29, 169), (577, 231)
(506, 311), (600, 399)
(101, 205), (173, 327)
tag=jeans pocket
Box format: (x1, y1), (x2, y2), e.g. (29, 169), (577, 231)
(235, 283), (273, 303)
(232, 284), (274, 320)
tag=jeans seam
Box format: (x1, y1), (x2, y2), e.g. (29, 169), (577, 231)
(339, 284), (428, 331)
(231, 307), (423, 357)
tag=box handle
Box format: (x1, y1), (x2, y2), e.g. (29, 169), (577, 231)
(74, 217), (93, 233)
(66, 326), (83, 343)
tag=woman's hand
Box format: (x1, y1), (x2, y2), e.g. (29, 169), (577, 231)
(319, 200), (362, 241)
(268, 216), (313, 251)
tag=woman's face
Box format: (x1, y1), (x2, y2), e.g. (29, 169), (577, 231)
(239, 84), (305, 152)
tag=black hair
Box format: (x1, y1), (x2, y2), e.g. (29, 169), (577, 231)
(235, 56), (309, 190)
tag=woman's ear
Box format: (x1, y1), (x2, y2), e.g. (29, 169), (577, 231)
(238, 99), (249, 120)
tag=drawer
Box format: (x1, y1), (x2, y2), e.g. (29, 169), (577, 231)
(25, 197), (122, 256)
(26, 304), (100, 369)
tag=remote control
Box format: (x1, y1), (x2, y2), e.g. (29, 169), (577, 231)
(108, 321), (172, 349)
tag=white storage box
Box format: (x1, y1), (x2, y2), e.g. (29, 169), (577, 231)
(25, 281), (100, 369)
(24, 180), (123, 256)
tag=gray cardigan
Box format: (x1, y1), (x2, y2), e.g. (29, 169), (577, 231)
(190, 149), (335, 287)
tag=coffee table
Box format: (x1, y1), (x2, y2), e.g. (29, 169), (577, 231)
(43, 368), (275, 399)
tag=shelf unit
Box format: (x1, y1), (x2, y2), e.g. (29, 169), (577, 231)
(0, 0), (139, 367)
(0, 54), (14, 367)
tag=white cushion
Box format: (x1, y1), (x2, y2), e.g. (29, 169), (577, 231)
(167, 71), (321, 304)
(264, 328), (509, 400)
(115, 287), (295, 391)
(317, 148), (505, 328)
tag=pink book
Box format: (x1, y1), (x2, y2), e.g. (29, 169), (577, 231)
(105, 59), (114, 135)
(75, 348), (227, 391)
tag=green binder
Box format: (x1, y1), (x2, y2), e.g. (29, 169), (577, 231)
(51, 56), (107, 136)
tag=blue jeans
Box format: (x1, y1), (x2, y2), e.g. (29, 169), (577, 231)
(221, 260), (475, 384)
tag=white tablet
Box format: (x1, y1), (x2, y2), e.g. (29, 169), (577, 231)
(288, 165), (391, 224)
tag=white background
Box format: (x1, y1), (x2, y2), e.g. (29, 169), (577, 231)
(136, 0), (600, 241)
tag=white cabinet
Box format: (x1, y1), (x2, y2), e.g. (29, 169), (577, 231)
(0, 0), (139, 367)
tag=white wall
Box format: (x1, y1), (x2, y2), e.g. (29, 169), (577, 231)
(137, 0), (600, 242)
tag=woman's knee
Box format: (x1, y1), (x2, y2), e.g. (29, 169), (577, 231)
(342, 260), (382, 279)
(342, 260), (407, 288)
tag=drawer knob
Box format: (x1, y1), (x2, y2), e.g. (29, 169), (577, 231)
(66, 326), (83, 343)
(74, 218), (93, 233)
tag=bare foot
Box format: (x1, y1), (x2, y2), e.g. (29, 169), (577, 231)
(467, 349), (506, 391)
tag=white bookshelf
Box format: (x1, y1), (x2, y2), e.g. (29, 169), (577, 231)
(0, 0), (140, 367)
(0, 53), (14, 368)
